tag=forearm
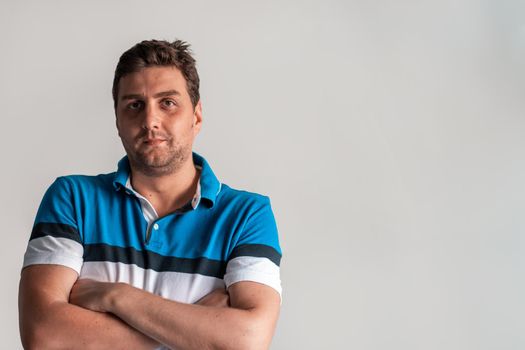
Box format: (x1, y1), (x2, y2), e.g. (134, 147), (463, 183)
(107, 284), (271, 350)
(20, 299), (159, 350)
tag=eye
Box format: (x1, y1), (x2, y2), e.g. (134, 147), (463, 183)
(127, 101), (144, 110)
(161, 99), (177, 108)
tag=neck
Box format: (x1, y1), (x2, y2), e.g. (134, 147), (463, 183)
(130, 157), (199, 217)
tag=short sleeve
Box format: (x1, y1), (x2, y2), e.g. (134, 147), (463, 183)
(223, 196), (282, 297)
(22, 177), (84, 274)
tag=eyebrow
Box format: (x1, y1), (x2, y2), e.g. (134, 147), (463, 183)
(120, 90), (181, 101)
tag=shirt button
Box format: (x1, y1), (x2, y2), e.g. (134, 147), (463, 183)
(153, 223), (159, 230)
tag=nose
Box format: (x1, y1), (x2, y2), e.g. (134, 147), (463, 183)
(142, 102), (160, 130)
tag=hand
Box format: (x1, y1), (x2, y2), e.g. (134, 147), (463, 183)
(195, 288), (230, 308)
(70, 278), (120, 313)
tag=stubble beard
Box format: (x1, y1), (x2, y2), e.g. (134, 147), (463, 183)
(127, 139), (192, 177)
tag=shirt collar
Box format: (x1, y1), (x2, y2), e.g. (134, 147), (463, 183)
(192, 152), (221, 207)
(112, 152), (221, 208)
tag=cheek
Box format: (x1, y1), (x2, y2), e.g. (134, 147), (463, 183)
(117, 126), (137, 144)
(118, 118), (140, 134)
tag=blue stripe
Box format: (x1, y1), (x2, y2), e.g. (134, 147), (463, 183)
(33, 154), (281, 266)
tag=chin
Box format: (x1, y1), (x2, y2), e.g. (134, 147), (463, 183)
(143, 156), (174, 168)
(137, 152), (187, 173)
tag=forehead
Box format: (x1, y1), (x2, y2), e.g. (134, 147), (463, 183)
(118, 66), (188, 97)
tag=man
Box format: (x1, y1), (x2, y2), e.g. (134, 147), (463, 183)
(19, 39), (282, 350)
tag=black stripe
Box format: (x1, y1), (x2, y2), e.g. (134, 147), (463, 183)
(83, 243), (226, 278)
(229, 244), (281, 266)
(30, 222), (82, 244)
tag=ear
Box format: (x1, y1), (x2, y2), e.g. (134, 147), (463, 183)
(193, 100), (203, 135)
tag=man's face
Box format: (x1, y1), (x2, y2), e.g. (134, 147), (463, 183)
(115, 66), (202, 176)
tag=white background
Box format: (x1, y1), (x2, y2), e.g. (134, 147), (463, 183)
(1, 0), (525, 349)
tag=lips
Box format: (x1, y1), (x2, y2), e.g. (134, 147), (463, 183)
(143, 138), (166, 146)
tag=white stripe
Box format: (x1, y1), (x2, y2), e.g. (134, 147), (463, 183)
(224, 256), (282, 296)
(23, 236), (84, 274)
(80, 261), (225, 304)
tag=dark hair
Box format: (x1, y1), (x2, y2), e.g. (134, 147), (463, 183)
(112, 39), (200, 109)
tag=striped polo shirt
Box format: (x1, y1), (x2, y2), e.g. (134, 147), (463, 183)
(23, 153), (282, 303)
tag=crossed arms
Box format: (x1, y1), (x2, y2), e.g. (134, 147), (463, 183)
(19, 264), (280, 350)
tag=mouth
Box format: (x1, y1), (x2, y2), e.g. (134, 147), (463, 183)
(143, 138), (167, 146)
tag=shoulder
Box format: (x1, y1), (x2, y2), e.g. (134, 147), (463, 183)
(35, 171), (120, 227)
(216, 183), (272, 213)
(215, 184), (279, 247)
(50, 172), (117, 193)
(40, 172), (118, 207)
